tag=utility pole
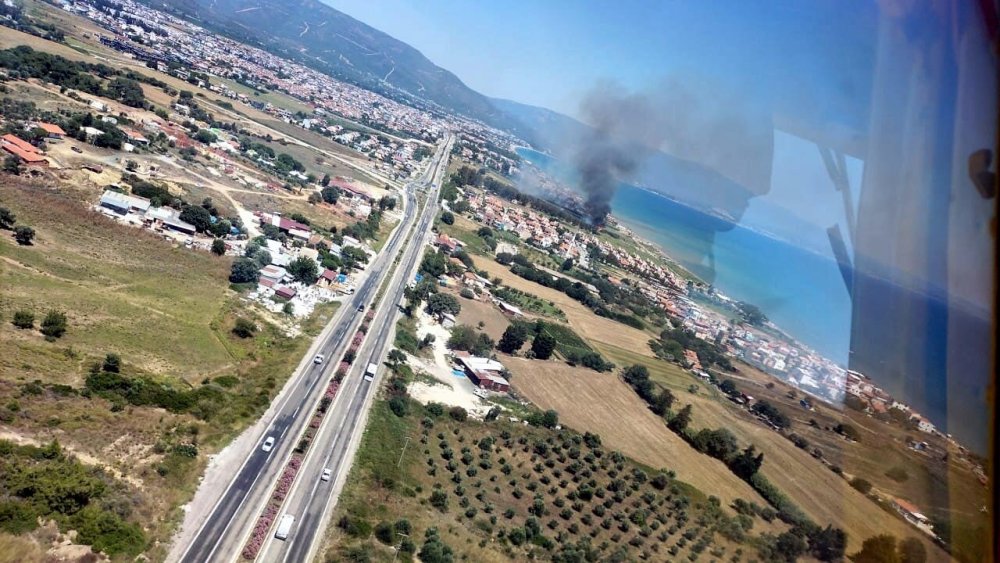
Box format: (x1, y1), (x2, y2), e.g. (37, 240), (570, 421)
(397, 436), (410, 467)
(392, 532), (410, 563)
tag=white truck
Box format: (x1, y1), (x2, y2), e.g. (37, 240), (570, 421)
(364, 362), (378, 382)
(274, 513), (295, 540)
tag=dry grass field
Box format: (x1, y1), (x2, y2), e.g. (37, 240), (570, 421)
(454, 291), (511, 341)
(505, 358), (776, 514)
(471, 256), (657, 358)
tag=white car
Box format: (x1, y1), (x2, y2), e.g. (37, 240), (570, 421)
(314, 354), (325, 364)
(261, 436), (275, 452)
(321, 468), (332, 482)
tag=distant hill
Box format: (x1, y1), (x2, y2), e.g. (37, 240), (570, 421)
(142, 0), (531, 136)
(489, 97), (591, 151)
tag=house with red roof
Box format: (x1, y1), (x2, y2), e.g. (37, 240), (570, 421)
(34, 122), (66, 139)
(1, 134), (47, 166)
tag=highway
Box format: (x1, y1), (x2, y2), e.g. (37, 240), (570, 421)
(175, 134), (451, 563)
(258, 132), (449, 563)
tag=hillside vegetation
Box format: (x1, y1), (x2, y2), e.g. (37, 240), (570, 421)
(0, 181), (328, 558)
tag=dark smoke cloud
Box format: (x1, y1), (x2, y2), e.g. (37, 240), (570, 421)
(571, 77), (774, 226)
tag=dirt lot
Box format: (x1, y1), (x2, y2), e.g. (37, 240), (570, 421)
(471, 256), (657, 358)
(506, 357), (778, 515)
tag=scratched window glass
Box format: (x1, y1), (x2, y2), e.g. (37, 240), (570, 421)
(0, 1), (993, 562)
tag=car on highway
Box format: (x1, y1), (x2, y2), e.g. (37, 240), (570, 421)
(261, 436), (275, 452)
(321, 468), (331, 482)
(274, 513), (294, 540)
(357, 303), (365, 312)
(314, 353), (325, 364)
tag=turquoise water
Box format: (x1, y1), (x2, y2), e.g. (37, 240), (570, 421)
(516, 147), (852, 364)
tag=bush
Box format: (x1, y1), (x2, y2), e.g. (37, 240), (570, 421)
(233, 318), (257, 338)
(449, 406), (468, 422)
(389, 396), (410, 417)
(102, 353), (121, 373)
(850, 477), (873, 495)
(885, 466), (909, 483)
(440, 211), (455, 225)
(40, 310), (67, 339)
(13, 225), (34, 245)
(11, 310), (34, 329)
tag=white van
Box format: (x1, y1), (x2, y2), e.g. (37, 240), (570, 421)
(275, 513), (295, 540)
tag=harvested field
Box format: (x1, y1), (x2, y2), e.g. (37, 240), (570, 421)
(506, 357), (774, 513)
(471, 256), (656, 358)
(453, 291), (509, 341)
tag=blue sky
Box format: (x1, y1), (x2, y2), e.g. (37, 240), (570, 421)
(324, 0), (875, 122)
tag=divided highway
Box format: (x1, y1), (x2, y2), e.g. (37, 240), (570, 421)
(176, 135), (452, 563)
(260, 133), (449, 563)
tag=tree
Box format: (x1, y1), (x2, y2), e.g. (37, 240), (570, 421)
(288, 256), (319, 284)
(387, 349), (407, 367)
(449, 407), (468, 421)
(834, 422), (861, 441)
(560, 258), (574, 271)
(669, 404), (693, 433)
(736, 301), (768, 326)
(321, 173), (331, 186)
(809, 525), (847, 561)
(650, 389), (675, 415)
(898, 537), (926, 563)
(3, 155), (24, 175)
(531, 331), (557, 360)
(427, 293), (461, 316)
(691, 428), (739, 460)
(773, 531), (808, 562)
(418, 528), (454, 563)
(497, 324), (529, 354)
(13, 226), (34, 245)
(194, 129), (217, 144)
(98, 353), (121, 373)
(211, 238), (226, 256)
(719, 379), (738, 396)
(321, 186), (339, 204)
(420, 250), (447, 277)
(233, 318), (256, 338)
(729, 445), (764, 480)
(179, 205), (212, 233)
(0, 206), (15, 229)
(229, 257), (260, 284)
(851, 534), (901, 563)
(40, 310), (67, 339)
(12, 310), (34, 329)
(440, 211), (454, 225)
(850, 477), (873, 495)
(378, 195), (396, 210)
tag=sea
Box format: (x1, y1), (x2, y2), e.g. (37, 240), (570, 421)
(516, 147), (991, 452)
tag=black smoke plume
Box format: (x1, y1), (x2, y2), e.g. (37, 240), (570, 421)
(571, 78), (773, 227)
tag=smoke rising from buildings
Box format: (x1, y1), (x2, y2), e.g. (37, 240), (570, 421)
(571, 77), (774, 226)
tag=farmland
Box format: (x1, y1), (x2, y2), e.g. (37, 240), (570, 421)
(324, 398), (776, 562)
(506, 358), (775, 513)
(470, 256), (657, 358)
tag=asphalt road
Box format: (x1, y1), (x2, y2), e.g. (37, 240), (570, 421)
(176, 136), (449, 563)
(260, 137), (449, 563)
